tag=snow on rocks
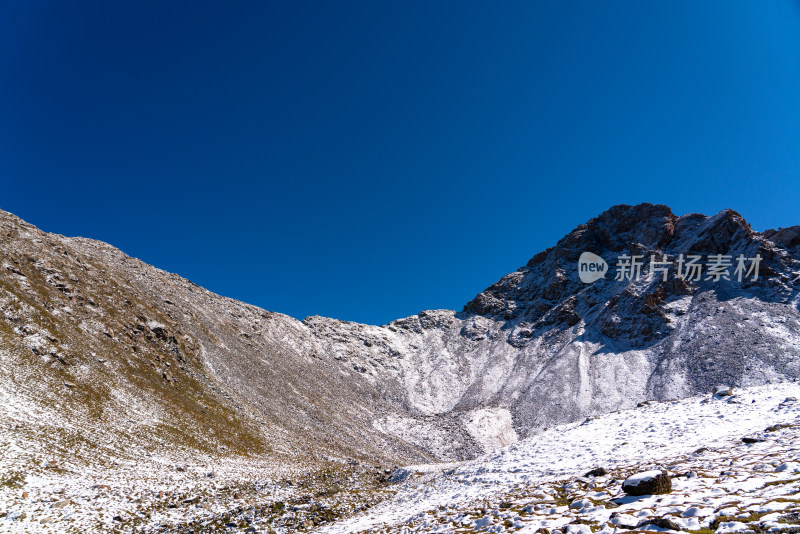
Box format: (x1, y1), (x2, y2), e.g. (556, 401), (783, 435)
(1, 376), (799, 532)
(713, 385), (734, 397)
(621, 470), (672, 496)
(319, 382), (800, 534)
(776, 462), (800, 473)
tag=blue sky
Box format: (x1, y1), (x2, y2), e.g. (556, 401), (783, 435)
(2, 1), (799, 324)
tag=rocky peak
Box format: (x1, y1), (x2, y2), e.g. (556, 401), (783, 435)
(464, 204), (796, 349)
(563, 203), (678, 253)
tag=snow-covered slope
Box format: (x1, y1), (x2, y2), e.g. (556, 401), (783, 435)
(0, 203), (799, 469)
(306, 204), (800, 457)
(3, 383), (798, 533)
(319, 383), (800, 534)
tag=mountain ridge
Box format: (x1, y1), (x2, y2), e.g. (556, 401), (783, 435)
(0, 203), (798, 466)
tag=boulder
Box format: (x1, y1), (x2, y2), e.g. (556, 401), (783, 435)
(622, 470), (671, 496)
(584, 467), (607, 477)
(388, 468), (410, 483)
(712, 385), (733, 397)
(636, 517), (681, 530)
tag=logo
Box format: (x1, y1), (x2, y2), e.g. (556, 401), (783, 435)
(576, 251), (762, 284)
(578, 252), (608, 283)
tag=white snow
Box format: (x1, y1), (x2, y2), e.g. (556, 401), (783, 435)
(320, 382), (800, 533)
(462, 407), (518, 452)
(2, 368), (800, 533)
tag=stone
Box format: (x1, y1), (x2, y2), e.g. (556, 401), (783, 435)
(637, 517), (682, 530)
(713, 385), (733, 397)
(570, 499), (593, 509)
(584, 467), (607, 477)
(622, 470), (672, 496)
(766, 423), (792, 432)
(776, 462), (800, 473)
(388, 468), (410, 483)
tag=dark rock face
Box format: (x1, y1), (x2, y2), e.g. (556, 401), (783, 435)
(763, 226), (800, 252)
(622, 470), (672, 496)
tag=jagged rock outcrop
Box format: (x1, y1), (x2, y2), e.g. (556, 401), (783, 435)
(0, 203), (798, 463)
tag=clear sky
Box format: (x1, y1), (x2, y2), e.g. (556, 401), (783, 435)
(2, 1), (799, 325)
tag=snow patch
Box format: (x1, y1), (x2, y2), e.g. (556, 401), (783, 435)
(462, 407), (518, 452)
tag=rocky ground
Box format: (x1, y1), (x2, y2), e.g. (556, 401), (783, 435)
(321, 383), (800, 534)
(0, 440), (398, 533)
(1, 383), (799, 533)
(335, 424), (800, 534)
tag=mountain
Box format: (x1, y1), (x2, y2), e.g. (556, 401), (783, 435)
(0, 203), (798, 469)
(306, 204), (800, 456)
